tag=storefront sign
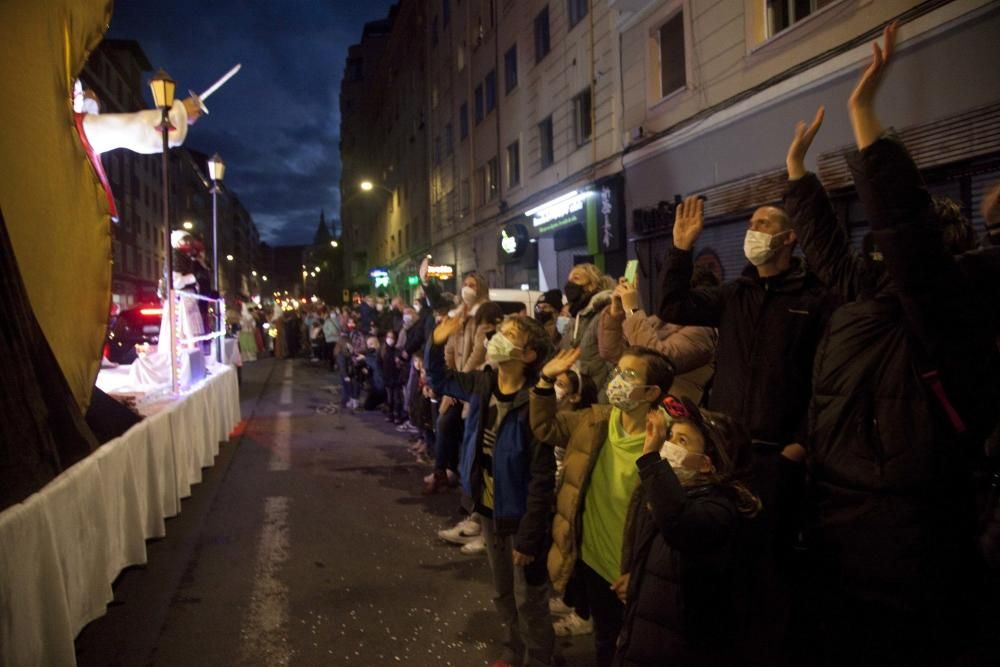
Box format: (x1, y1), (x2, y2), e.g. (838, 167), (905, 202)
(597, 176), (625, 254)
(369, 267), (390, 289)
(407, 275), (420, 286)
(525, 190), (592, 233)
(426, 264), (455, 280)
(498, 223), (529, 262)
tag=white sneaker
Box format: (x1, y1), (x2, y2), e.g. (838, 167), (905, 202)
(549, 597), (573, 617)
(459, 535), (486, 555)
(553, 611), (593, 637)
(438, 517), (481, 544)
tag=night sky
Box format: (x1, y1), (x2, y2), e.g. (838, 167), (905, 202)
(107, 0), (397, 246)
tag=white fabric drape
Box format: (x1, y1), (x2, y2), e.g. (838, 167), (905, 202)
(0, 365), (240, 667)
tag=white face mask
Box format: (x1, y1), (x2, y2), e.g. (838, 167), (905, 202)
(554, 385), (568, 403)
(385, 337), (396, 347)
(743, 229), (790, 266)
(486, 331), (521, 365)
(555, 316), (572, 336)
(606, 373), (643, 412)
(659, 440), (701, 484)
(402, 314), (414, 326)
(461, 286), (478, 306)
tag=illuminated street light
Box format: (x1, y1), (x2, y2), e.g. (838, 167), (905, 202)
(251, 270), (257, 276)
(360, 180), (374, 191)
(182, 221), (194, 230)
(262, 275), (268, 281)
(314, 266), (321, 272)
(330, 240), (339, 248)
(226, 254), (234, 261)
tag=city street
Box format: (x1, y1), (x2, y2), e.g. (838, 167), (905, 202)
(74, 357), (591, 666)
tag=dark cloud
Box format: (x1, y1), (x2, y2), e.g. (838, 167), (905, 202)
(107, 0), (394, 245)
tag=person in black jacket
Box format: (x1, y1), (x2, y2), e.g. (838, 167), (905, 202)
(661, 193), (836, 659)
(381, 330), (406, 424)
(426, 314), (556, 667)
(785, 22), (1000, 666)
(615, 397), (760, 667)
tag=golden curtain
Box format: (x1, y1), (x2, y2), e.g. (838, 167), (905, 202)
(0, 0), (114, 411)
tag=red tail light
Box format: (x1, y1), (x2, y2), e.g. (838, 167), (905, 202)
(140, 308), (162, 316)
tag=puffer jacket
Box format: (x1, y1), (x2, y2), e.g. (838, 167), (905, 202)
(444, 301), (486, 372)
(787, 135), (1000, 610)
(598, 308), (717, 404)
(529, 389), (643, 593)
(560, 289), (614, 390)
(659, 249), (835, 448)
(615, 453), (748, 667)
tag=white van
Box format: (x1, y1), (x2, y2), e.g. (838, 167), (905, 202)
(488, 288), (548, 316)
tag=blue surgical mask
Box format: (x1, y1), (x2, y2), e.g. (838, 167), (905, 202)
(556, 316), (572, 336)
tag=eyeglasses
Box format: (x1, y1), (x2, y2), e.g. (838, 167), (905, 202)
(611, 365), (642, 382)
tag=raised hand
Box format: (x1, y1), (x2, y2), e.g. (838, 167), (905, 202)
(418, 256), (430, 285)
(643, 409), (669, 455)
(787, 106), (825, 180)
(849, 21), (898, 149)
(432, 316), (462, 345)
(672, 196), (704, 251)
(540, 348), (581, 381)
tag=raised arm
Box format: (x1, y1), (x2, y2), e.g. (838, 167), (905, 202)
(658, 197), (723, 326)
(785, 105), (868, 299)
(424, 317), (478, 402)
(529, 349), (584, 448)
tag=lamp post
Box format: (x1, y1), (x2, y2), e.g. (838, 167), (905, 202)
(150, 69), (179, 393)
(208, 152), (225, 361)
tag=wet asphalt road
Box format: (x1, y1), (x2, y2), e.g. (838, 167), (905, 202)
(75, 356), (592, 666)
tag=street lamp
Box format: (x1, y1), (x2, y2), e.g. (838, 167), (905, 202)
(182, 220), (194, 230)
(360, 180), (374, 192)
(330, 240), (339, 248)
(226, 254), (234, 261)
(262, 275), (268, 282)
(208, 152), (225, 361)
(150, 68), (179, 393)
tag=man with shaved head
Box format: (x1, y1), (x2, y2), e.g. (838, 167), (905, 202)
(659, 195), (837, 661)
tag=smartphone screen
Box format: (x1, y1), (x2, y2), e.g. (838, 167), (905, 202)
(624, 259), (638, 285)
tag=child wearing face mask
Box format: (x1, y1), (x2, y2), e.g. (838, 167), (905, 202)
(531, 346), (676, 667)
(381, 331), (406, 424)
(425, 314), (556, 667)
(613, 397), (760, 666)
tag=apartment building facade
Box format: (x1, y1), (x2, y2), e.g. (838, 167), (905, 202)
(342, 0), (998, 299)
(615, 0), (1000, 304)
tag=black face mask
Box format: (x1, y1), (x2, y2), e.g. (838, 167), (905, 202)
(563, 282), (585, 306)
(534, 307), (553, 324)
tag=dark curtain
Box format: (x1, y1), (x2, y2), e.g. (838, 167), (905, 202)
(0, 207), (97, 511)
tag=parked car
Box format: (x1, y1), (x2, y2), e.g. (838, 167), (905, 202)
(104, 302), (162, 363)
(488, 288), (547, 316)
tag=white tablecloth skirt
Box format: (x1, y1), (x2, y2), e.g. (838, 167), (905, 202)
(0, 364), (240, 667)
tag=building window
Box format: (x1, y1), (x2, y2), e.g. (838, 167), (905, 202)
(506, 140), (520, 187)
(567, 0), (588, 29)
(485, 70), (497, 113)
(766, 0), (837, 37)
(539, 115), (554, 168)
(534, 7), (551, 64)
(658, 11), (686, 98)
(475, 166), (487, 206)
(445, 122), (454, 156)
(487, 157), (499, 201)
(573, 88), (593, 146)
(475, 84), (484, 124)
(460, 102), (469, 139)
(504, 45), (518, 93)
(443, 0), (451, 27)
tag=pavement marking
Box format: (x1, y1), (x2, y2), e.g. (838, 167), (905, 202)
(239, 496), (292, 666)
(279, 361), (294, 405)
(270, 411), (292, 472)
